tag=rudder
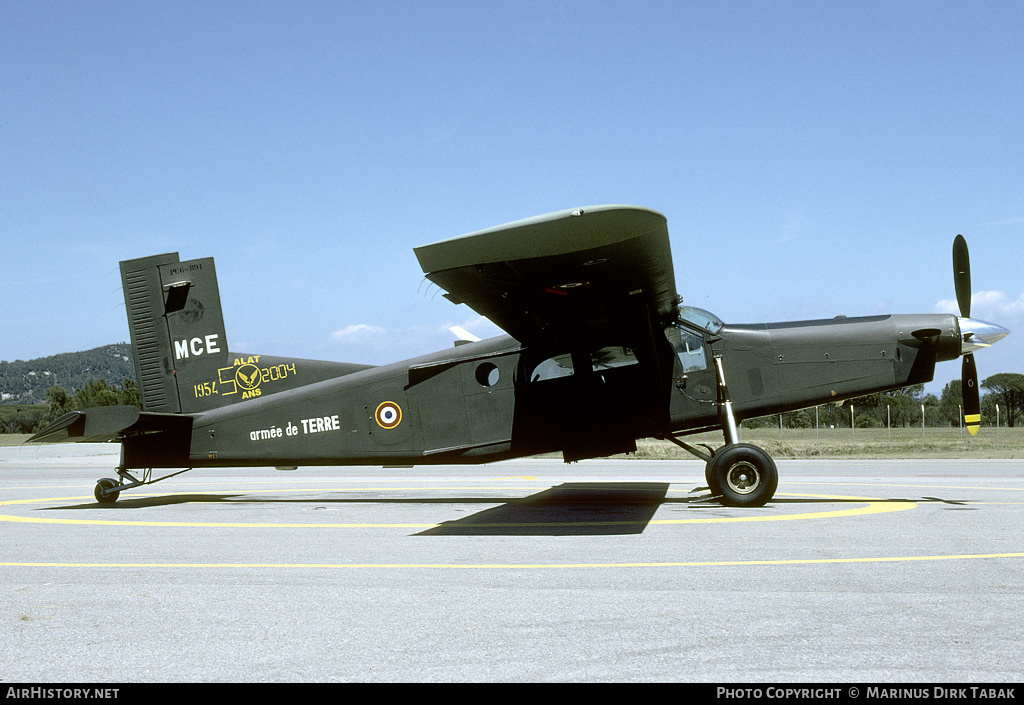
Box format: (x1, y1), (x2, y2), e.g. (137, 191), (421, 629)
(120, 253), (229, 414)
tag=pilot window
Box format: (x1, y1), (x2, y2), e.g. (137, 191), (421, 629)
(677, 306), (725, 335)
(665, 324), (708, 373)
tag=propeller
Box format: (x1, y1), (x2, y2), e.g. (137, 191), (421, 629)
(950, 236), (1010, 435)
(952, 235), (980, 434)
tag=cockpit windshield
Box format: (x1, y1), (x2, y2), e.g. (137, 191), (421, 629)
(678, 306), (725, 335)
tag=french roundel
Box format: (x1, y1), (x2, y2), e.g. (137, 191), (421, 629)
(375, 401), (402, 429)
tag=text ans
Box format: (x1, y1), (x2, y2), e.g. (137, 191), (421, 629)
(175, 334), (221, 360)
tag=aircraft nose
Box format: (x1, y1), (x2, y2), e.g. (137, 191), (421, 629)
(958, 317), (1010, 354)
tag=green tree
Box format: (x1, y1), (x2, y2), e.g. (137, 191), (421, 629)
(118, 378), (140, 408)
(921, 393), (941, 427)
(41, 379), (142, 425)
(45, 385), (74, 419)
(981, 393), (1001, 426)
(1, 407), (48, 433)
(72, 379), (120, 408)
(848, 385), (927, 427)
(981, 373), (1024, 428)
(938, 380), (963, 426)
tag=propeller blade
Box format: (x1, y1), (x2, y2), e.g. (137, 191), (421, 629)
(962, 353), (980, 436)
(953, 234), (971, 318)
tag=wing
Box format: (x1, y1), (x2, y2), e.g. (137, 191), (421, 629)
(414, 205), (678, 347)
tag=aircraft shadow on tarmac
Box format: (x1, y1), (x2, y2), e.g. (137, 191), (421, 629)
(37, 485), (974, 535)
(416, 483), (671, 536)
(42, 494), (244, 510)
(40, 483), (674, 535)
(411, 486), (971, 535)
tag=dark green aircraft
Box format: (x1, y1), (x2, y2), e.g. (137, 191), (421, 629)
(30, 205), (1009, 507)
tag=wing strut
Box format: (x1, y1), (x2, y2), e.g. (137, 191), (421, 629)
(92, 447), (194, 504)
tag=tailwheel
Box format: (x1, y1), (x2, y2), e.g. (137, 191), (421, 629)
(94, 478), (121, 504)
(707, 443), (778, 507)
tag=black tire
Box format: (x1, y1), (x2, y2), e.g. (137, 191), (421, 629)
(94, 478), (120, 504)
(705, 461), (722, 496)
(708, 444), (778, 507)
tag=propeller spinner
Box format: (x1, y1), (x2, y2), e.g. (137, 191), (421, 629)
(952, 234), (1010, 435)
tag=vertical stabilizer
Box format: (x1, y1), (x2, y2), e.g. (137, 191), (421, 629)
(120, 253), (229, 414)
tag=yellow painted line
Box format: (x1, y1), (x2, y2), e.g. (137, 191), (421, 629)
(0, 486), (546, 503)
(652, 493), (915, 524)
(0, 515), (437, 528)
(784, 480), (1024, 492)
(0, 491), (914, 528)
(0, 487), (499, 528)
(2, 553), (1024, 570)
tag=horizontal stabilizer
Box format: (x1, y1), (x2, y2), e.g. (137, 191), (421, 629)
(28, 405), (191, 444)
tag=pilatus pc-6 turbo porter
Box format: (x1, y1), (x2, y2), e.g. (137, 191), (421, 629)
(31, 206), (1009, 507)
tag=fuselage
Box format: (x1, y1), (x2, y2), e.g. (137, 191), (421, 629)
(120, 311), (968, 470)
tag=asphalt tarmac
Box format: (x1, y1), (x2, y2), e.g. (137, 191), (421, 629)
(2, 443), (1022, 683)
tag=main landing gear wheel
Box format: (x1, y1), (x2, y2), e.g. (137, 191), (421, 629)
(706, 443), (778, 507)
(94, 478), (121, 504)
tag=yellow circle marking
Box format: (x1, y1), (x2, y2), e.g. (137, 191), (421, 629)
(3, 486), (1021, 570)
(234, 364), (261, 391)
(0, 489), (912, 528)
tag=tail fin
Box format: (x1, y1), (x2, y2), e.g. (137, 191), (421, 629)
(120, 253), (229, 414)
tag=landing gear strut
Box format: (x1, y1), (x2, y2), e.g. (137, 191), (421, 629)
(93, 463), (193, 504)
(663, 436), (779, 507)
(661, 354), (779, 507)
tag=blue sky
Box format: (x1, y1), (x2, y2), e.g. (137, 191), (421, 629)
(2, 1), (1021, 397)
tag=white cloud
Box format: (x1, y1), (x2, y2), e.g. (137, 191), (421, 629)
(935, 290), (1024, 321)
(451, 315), (503, 337)
(775, 208), (815, 245)
(977, 216), (1024, 227)
(330, 323), (386, 343)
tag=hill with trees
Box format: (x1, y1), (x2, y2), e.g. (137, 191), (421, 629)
(0, 344), (138, 433)
(0, 343), (134, 405)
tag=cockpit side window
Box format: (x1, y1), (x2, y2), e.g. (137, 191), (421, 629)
(665, 324), (708, 373)
(530, 353), (574, 382)
(590, 346), (638, 371)
(529, 345), (639, 383)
